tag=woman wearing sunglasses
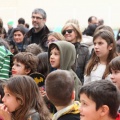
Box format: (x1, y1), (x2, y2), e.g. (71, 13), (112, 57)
(62, 22), (90, 84)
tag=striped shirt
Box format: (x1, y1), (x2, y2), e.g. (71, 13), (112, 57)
(0, 46), (13, 80)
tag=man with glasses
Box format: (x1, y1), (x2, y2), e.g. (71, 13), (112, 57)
(25, 8), (50, 51)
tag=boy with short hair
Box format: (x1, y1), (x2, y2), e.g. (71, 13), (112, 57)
(48, 41), (82, 100)
(12, 52), (38, 76)
(79, 80), (120, 120)
(45, 70), (80, 120)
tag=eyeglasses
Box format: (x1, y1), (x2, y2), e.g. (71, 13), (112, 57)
(62, 29), (74, 35)
(31, 16), (43, 20)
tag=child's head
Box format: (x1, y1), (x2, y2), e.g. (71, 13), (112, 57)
(47, 32), (65, 46)
(85, 29), (117, 78)
(2, 75), (50, 120)
(25, 43), (43, 55)
(79, 80), (120, 120)
(45, 70), (75, 107)
(109, 56), (120, 90)
(12, 52), (38, 76)
(37, 52), (49, 77)
(48, 41), (76, 70)
(93, 29), (116, 61)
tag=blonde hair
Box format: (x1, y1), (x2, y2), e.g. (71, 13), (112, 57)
(62, 23), (82, 42)
(65, 19), (80, 28)
(48, 32), (65, 41)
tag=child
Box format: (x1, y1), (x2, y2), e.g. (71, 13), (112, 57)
(37, 52), (49, 78)
(79, 80), (120, 120)
(48, 41), (82, 100)
(109, 56), (120, 90)
(84, 29), (117, 84)
(0, 38), (13, 79)
(45, 70), (80, 120)
(12, 52), (38, 76)
(0, 75), (51, 120)
(25, 43), (43, 55)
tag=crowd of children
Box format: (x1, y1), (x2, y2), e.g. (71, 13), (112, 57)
(0, 7), (120, 120)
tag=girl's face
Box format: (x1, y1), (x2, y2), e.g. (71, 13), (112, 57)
(94, 37), (112, 61)
(110, 69), (120, 90)
(80, 93), (102, 120)
(13, 31), (24, 43)
(12, 59), (30, 76)
(50, 48), (60, 69)
(47, 35), (58, 46)
(2, 87), (21, 112)
(63, 26), (77, 43)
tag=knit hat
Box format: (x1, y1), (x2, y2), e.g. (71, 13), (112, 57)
(8, 20), (14, 26)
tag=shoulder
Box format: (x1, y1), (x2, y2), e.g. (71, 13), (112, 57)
(77, 43), (89, 54)
(27, 111), (40, 120)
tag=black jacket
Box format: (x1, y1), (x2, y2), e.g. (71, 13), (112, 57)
(25, 25), (50, 51)
(72, 42), (90, 84)
(58, 113), (80, 120)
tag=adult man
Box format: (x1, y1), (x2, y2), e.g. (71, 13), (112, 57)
(25, 8), (50, 51)
(83, 16), (98, 35)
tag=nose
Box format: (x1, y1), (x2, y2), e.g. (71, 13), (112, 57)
(110, 73), (114, 80)
(2, 96), (5, 102)
(94, 44), (98, 49)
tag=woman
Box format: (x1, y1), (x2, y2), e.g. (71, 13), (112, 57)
(62, 22), (89, 84)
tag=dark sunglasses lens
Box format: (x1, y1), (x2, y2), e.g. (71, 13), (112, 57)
(62, 29), (73, 35)
(67, 29), (72, 33)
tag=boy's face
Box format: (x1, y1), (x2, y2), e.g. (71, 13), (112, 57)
(50, 48), (60, 69)
(80, 93), (102, 120)
(12, 59), (30, 76)
(110, 69), (120, 90)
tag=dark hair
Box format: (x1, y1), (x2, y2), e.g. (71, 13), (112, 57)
(18, 18), (25, 25)
(85, 24), (98, 36)
(25, 23), (29, 29)
(109, 56), (120, 72)
(117, 29), (120, 41)
(88, 16), (97, 23)
(45, 70), (74, 106)
(13, 52), (38, 75)
(3, 75), (51, 120)
(79, 80), (120, 119)
(37, 52), (48, 78)
(13, 27), (25, 35)
(25, 43), (43, 55)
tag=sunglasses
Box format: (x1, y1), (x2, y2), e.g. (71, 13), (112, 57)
(62, 29), (74, 35)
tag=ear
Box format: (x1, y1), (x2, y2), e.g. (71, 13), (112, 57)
(25, 68), (31, 75)
(108, 43), (113, 50)
(99, 105), (109, 117)
(71, 90), (75, 100)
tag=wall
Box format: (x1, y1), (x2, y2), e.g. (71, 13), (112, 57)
(0, 0), (120, 31)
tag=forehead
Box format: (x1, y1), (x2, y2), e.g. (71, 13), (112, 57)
(93, 36), (107, 43)
(32, 13), (42, 17)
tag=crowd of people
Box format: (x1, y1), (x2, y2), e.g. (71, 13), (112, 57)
(0, 8), (120, 120)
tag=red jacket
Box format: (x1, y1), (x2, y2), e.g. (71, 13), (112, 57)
(116, 113), (120, 120)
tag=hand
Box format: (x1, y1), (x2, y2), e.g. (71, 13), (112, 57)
(0, 104), (12, 120)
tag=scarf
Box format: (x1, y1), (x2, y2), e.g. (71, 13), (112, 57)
(52, 101), (80, 120)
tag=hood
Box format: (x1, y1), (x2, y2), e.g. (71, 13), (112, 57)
(48, 41), (76, 70)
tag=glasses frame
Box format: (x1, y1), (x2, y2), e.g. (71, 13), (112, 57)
(31, 16), (43, 20)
